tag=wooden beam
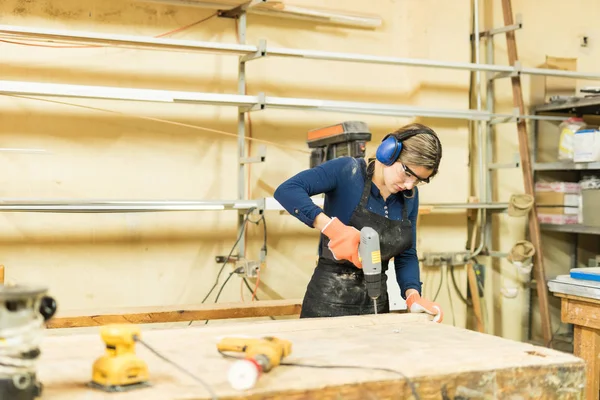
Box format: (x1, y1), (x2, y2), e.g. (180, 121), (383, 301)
(46, 299), (302, 329)
(501, 0), (552, 346)
(467, 261), (484, 333)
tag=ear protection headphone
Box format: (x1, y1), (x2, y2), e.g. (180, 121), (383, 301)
(375, 129), (441, 169)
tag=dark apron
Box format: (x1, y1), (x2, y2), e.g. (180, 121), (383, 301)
(300, 160), (414, 318)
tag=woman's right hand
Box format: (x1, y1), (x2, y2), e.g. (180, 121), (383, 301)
(320, 217), (362, 268)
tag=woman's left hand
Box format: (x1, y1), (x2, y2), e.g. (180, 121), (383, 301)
(405, 291), (443, 323)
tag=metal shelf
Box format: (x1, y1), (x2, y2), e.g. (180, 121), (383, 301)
(0, 199), (264, 213)
(540, 224), (600, 235)
(533, 96), (600, 115)
(3, 24), (600, 81)
(0, 79), (491, 120)
(533, 161), (600, 171)
(0, 198), (507, 213)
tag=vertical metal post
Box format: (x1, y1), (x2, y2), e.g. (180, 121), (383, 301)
(485, 23), (495, 251)
(471, 0), (487, 257)
(237, 11), (247, 258)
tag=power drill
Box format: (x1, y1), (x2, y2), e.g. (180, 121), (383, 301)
(358, 227), (382, 314)
(216, 336), (292, 391)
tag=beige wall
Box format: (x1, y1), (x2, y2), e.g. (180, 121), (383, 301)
(0, 0), (595, 339)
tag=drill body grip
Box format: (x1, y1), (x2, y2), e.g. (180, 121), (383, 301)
(359, 227), (382, 300)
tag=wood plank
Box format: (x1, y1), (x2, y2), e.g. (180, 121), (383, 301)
(501, 0), (552, 346)
(555, 292), (600, 307)
(561, 297), (600, 330)
(38, 314), (585, 399)
(573, 325), (600, 400)
(46, 299), (302, 329)
(467, 261), (484, 333)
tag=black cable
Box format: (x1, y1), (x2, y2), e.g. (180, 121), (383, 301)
(205, 211), (272, 324)
(136, 337), (218, 400)
(218, 350), (420, 400)
(450, 264), (472, 306)
(445, 266), (456, 327)
(432, 267), (444, 302)
(200, 208), (255, 304)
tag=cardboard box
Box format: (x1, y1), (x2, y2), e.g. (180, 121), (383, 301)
(535, 191), (580, 215)
(535, 182), (581, 224)
(582, 189), (600, 227)
(574, 128), (600, 163)
(530, 56), (578, 105)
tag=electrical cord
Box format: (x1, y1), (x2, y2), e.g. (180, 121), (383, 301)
(134, 336), (218, 400)
(200, 208), (256, 304)
(449, 264), (471, 306)
(445, 266), (456, 327)
(203, 210), (272, 324)
(218, 350), (420, 400)
(432, 266), (444, 302)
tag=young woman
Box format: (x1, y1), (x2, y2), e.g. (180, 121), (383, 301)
(274, 123), (443, 322)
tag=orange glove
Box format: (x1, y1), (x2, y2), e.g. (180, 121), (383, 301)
(405, 292), (443, 323)
(321, 217), (362, 268)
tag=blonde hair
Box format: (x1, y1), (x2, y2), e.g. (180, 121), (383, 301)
(392, 123), (442, 178)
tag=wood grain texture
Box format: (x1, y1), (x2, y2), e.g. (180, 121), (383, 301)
(46, 299), (302, 328)
(561, 297), (600, 330)
(501, 0), (552, 345)
(38, 313), (585, 399)
(574, 326), (600, 400)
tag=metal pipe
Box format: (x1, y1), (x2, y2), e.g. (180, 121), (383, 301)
(0, 198), (507, 213)
(3, 24), (600, 80)
(0, 199), (263, 212)
(470, 0), (487, 259)
(237, 10), (248, 259)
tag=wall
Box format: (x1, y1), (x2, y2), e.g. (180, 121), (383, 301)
(0, 0), (593, 340)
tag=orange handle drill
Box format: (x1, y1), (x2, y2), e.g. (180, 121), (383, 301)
(216, 337), (292, 390)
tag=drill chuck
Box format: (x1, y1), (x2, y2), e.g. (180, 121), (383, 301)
(359, 227), (382, 300)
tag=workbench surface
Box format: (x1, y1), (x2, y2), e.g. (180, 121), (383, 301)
(38, 313), (585, 399)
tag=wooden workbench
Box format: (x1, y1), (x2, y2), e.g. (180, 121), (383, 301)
(38, 313), (584, 399)
(549, 275), (600, 400)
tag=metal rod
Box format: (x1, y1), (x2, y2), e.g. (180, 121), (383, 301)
(485, 25), (495, 256)
(0, 199), (264, 212)
(2, 24), (600, 80)
(471, 0), (487, 259)
(0, 24), (255, 55)
(237, 10), (247, 259)
(0, 198), (507, 213)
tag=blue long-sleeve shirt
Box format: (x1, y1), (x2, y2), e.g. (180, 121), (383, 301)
(273, 156), (422, 298)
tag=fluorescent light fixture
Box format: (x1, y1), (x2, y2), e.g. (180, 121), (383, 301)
(134, 0), (383, 29)
(250, 2), (383, 29)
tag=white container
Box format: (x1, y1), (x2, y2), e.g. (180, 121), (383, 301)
(574, 128), (600, 163)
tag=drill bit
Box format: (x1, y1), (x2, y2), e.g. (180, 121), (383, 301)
(373, 299), (378, 315)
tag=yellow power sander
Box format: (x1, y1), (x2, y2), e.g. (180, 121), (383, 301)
(87, 324), (150, 392)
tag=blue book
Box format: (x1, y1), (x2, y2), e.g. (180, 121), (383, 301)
(570, 267), (600, 282)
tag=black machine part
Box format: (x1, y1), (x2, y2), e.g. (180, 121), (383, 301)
(0, 374), (42, 400)
(307, 121), (372, 168)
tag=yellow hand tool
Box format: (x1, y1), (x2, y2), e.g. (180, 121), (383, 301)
(87, 324), (150, 393)
(217, 336), (292, 391)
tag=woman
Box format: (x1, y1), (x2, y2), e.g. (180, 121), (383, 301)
(274, 123), (443, 322)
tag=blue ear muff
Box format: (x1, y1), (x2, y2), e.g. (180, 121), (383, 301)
(375, 135), (403, 166)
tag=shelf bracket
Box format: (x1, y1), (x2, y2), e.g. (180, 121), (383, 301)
(217, 0), (266, 19)
(240, 145), (266, 164)
(489, 107), (522, 125)
(240, 92), (266, 112)
(489, 153), (521, 169)
(241, 39), (267, 63)
(471, 13), (523, 39)
(489, 61), (522, 80)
